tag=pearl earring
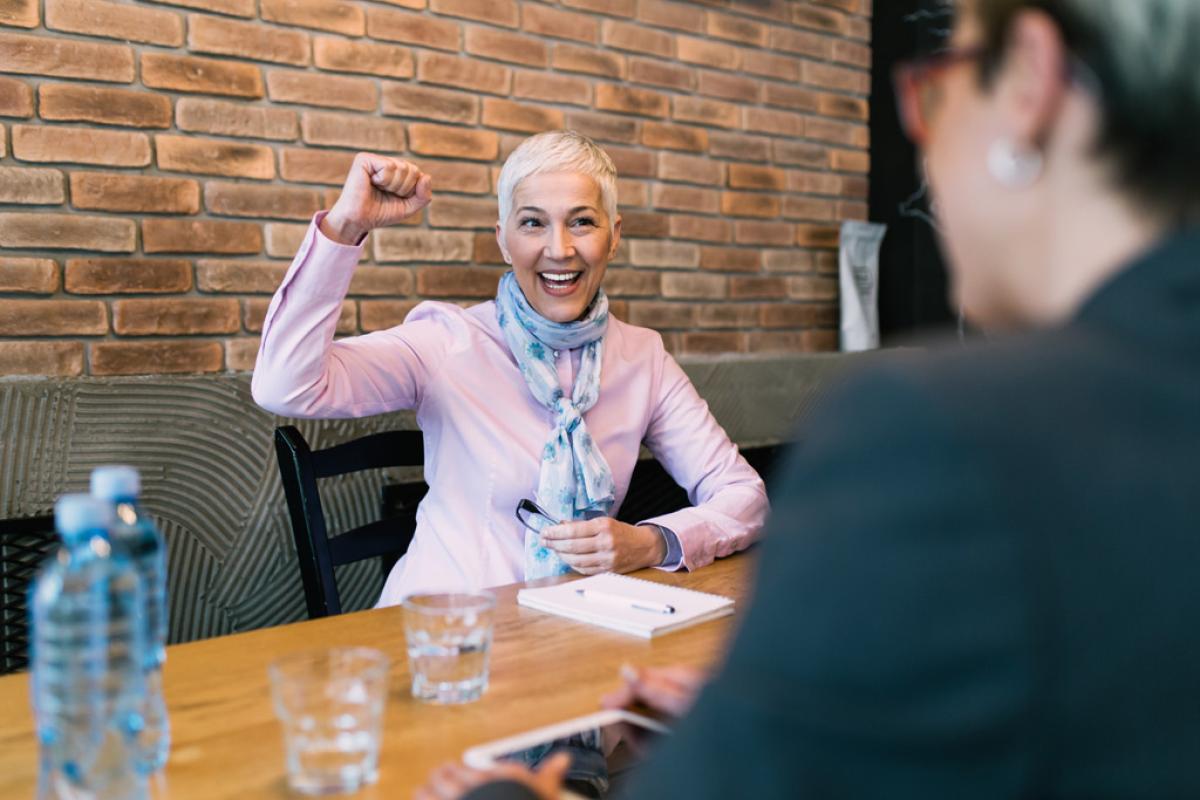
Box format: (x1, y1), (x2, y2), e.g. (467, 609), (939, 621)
(987, 139), (1043, 188)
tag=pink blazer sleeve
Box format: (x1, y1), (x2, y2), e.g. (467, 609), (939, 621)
(251, 213), (467, 419)
(638, 349), (770, 571)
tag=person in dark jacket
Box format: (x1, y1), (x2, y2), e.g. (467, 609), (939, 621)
(418, 0), (1200, 796)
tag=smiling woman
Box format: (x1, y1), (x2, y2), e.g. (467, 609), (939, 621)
(251, 130), (769, 606)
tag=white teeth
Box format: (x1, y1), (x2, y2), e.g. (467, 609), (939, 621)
(541, 272), (581, 283)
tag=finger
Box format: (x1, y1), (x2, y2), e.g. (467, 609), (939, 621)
(367, 159), (399, 192)
(541, 534), (603, 555)
(600, 680), (637, 710)
(647, 665), (707, 693)
(541, 519), (602, 541)
(532, 751), (573, 794)
(394, 162), (420, 197)
(414, 173), (433, 205)
(427, 763), (473, 798)
(558, 552), (611, 571)
(377, 160), (412, 195)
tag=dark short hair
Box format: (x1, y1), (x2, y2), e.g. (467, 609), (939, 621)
(975, 0), (1200, 225)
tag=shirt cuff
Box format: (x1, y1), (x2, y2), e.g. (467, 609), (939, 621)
(652, 524), (685, 571)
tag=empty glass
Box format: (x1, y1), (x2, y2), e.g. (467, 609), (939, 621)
(268, 647), (390, 795)
(403, 592), (496, 704)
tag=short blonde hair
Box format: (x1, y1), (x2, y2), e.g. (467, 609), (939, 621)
(496, 130), (619, 230)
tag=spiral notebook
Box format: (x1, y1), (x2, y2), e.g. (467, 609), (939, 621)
(517, 573), (735, 639)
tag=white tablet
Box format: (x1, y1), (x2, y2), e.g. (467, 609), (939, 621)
(463, 709), (670, 799)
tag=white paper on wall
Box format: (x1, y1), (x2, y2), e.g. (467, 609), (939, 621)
(839, 220), (888, 352)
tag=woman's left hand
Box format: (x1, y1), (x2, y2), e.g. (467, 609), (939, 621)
(415, 752), (570, 800)
(540, 518), (667, 574)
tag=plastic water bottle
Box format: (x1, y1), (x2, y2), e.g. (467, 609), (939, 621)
(30, 494), (148, 800)
(91, 466), (170, 773)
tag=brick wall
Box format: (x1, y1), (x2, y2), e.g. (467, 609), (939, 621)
(0, 0), (870, 377)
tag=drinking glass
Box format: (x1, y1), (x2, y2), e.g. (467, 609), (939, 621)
(268, 647), (390, 795)
(403, 592), (496, 704)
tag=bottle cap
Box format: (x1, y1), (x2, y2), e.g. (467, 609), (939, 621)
(90, 465), (140, 500)
(55, 494), (113, 543)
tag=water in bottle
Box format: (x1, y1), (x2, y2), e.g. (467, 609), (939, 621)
(30, 494), (147, 800)
(91, 466), (170, 773)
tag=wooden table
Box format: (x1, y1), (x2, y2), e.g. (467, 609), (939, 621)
(0, 554), (753, 798)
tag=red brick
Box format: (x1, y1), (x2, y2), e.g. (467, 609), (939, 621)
(414, 160), (491, 194)
(205, 182), (322, 220)
(430, 0), (516, 26)
(143, 0), (254, 16)
(744, 107), (805, 137)
(601, 20), (671, 58)
(0, 212), (135, 252)
(680, 331), (744, 355)
(721, 191), (781, 218)
(189, 14), (309, 66)
(565, 110), (637, 145)
(762, 248), (815, 273)
(112, 298), (239, 335)
(427, 196), (497, 228)
(375, 0), (426, 8)
(652, 184), (718, 214)
(619, 211), (667, 238)
(802, 59), (869, 95)
(262, 0), (365, 36)
(267, 69), (377, 111)
(615, 177), (646, 208)
(264, 223), (308, 257)
(838, 200), (869, 221)
(661, 272), (725, 299)
(728, 164), (786, 190)
(708, 131), (771, 162)
(143, 219), (263, 254)
(465, 26), (547, 68)
(360, 299), (420, 331)
(513, 71), (591, 106)
(791, 6), (848, 34)
(0, 76), (33, 117)
(196, 260), (285, 293)
(46, 0), (182, 46)
(0, 342), (83, 376)
(606, 145), (654, 177)
(349, 267), (415, 296)
(522, 5), (598, 43)
(741, 50), (800, 81)
(553, 43), (624, 79)
(745, 331), (805, 353)
(301, 111), (405, 151)
(734, 220), (793, 246)
(373, 229), (473, 262)
(38, 85), (171, 128)
(65, 258), (192, 294)
(0, 165), (64, 204)
(481, 98), (564, 134)
(473, 231), (504, 264)
(562, 0), (634, 15)
(142, 53), (262, 97)
(629, 240), (699, 268)
(382, 83), (478, 124)
(668, 214), (731, 243)
(764, 83), (821, 112)
(787, 275), (838, 301)
(603, 268), (659, 297)
(416, 266), (504, 297)
(794, 223), (840, 248)
(700, 246), (760, 273)
(698, 70), (760, 103)
(729, 275), (786, 299)
(696, 303), (758, 329)
(628, 57), (693, 92)
(677, 36), (739, 70)
(0, 257), (58, 293)
(636, 0), (705, 32)
(409, 123), (498, 161)
(672, 96), (739, 129)
(0, 299), (107, 335)
(783, 196), (837, 221)
(594, 84), (667, 119)
(157, 135), (275, 179)
(832, 38), (871, 69)
(279, 148), (355, 185)
(225, 338), (260, 371)
(313, 36), (412, 78)
(819, 93), (870, 122)
(12, 124), (150, 167)
(770, 27), (831, 59)
(70, 173), (199, 214)
(706, 10), (767, 45)
(829, 148), (869, 173)
(775, 141), (828, 167)
(657, 152), (722, 186)
(642, 122), (707, 152)
(366, 7), (460, 52)
(787, 168), (840, 195)
(0, 0), (37, 27)
(91, 341), (224, 376)
(839, 174), (869, 199)
(417, 52), (511, 95)
(175, 97), (298, 140)
(625, 301), (696, 330)
(759, 302), (836, 328)
(0, 32), (134, 82)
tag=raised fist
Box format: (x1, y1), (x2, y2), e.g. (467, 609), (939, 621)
(320, 153), (433, 245)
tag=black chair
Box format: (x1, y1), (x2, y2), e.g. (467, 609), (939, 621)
(273, 426), (426, 619)
(1, 514), (57, 675)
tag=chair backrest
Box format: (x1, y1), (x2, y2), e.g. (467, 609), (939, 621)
(1, 514), (57, 675)
(273, 426), (426, 619)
